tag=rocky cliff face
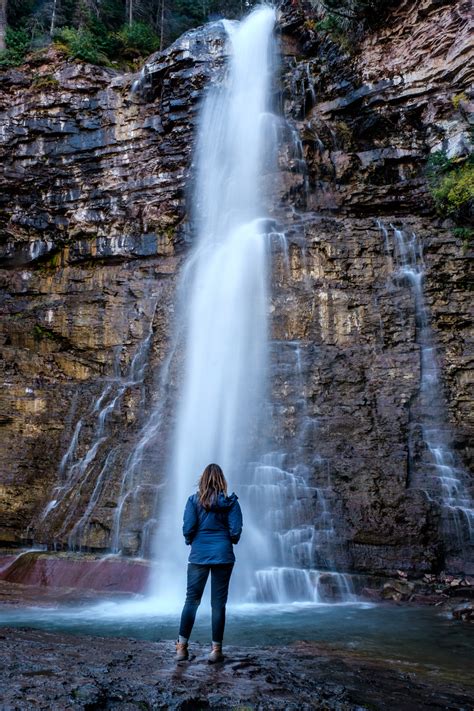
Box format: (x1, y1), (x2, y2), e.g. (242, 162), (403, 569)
(0, 0), (472, 576)
(275, 0), (473, 574)
(0, 26), (230, 554)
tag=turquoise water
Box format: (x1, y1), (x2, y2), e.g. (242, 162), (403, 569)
(0, 600), (473, 679)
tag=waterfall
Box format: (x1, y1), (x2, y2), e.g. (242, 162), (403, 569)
(378, 222), (474, 566)
(150, 6), (277, 603)
(35, 5), (352, 604)
(31, 7), (354, 601)
(146, 6), (355, 605)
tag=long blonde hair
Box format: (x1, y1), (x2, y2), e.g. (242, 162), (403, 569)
(198, 463), (227, 511)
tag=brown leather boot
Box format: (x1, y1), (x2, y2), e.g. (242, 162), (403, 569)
(208, 643), (224, 664)
(175, 641), (189, 661)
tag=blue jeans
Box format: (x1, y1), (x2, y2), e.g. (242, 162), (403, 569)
(179, 563), (234, 643)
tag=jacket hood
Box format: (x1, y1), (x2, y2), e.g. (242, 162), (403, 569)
(209, 492), (238, 512)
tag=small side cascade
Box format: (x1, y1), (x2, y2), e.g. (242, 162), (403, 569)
(378, 221), (474, 562)
(288, 59), (317, 119)
(109, 328), (181, 556)
(246, 455), (353, 603)
(244, 335), (355, 603)
(287, 124), (310, 205)
(32, 303), (158, 550)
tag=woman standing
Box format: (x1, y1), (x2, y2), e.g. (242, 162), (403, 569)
(176, 463), (243, 663)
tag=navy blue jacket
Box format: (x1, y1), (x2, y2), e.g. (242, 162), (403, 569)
(182, 492), (243, 564)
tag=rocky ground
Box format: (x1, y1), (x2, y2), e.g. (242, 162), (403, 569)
(0, 627), (473, 710)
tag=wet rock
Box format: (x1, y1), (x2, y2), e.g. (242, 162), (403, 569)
(358, 570), (474, 607)
(0, 627), (473, 710)
(452, 600), (474, 622)
(280, 0), (473, 217)
(0, 551), (150, 594)
(382, 579), (416, 602)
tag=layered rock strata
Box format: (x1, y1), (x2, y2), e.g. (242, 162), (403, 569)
(0, 0), (472, 575)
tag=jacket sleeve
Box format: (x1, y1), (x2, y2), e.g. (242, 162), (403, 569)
(182, 496), (198, 545)
(228, 499), (243, 544)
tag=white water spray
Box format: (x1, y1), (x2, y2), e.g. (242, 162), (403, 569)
(151, 7), (277, 603)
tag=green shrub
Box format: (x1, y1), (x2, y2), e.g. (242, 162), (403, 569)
(431, 163), (474, 215)
(0, 27), (30, 67)
(33, 324), (56, 340)
(453, 226), (473, 253)
(309, 0), (397, 51)
(54, 20), (158, 66)
(316, 14), (343, 34)
(426, 151), (474, 221)
(116, 22), (160, 57)
(319, 0), (395, 25)
(86, 15), (123, 61)
(55, 27), (108, 64)
(426, 150), (451, 178)
(32, 73), (60, 89)
(452, 92), (467, 110)
(315, 12), (353, 50)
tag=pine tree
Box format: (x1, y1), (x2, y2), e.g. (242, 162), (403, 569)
(0, 0), (259, 64)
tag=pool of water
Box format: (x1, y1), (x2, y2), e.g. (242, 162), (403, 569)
(1, 599), (473, 680)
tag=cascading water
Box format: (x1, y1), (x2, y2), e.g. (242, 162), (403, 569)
(245, 337), (354, 603)
(144, 6), (355, 604)
(28, 6), (353, 604)
(151, 6), (277, 603)
(33, 301), (157, 551)
(378, 221), (474, 565)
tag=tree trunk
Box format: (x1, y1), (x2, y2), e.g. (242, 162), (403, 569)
(0, 0), (7, 52)
(50, 0), (58, 37)
(125, 0), (132, 26)
(159, 0), (165, 50)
